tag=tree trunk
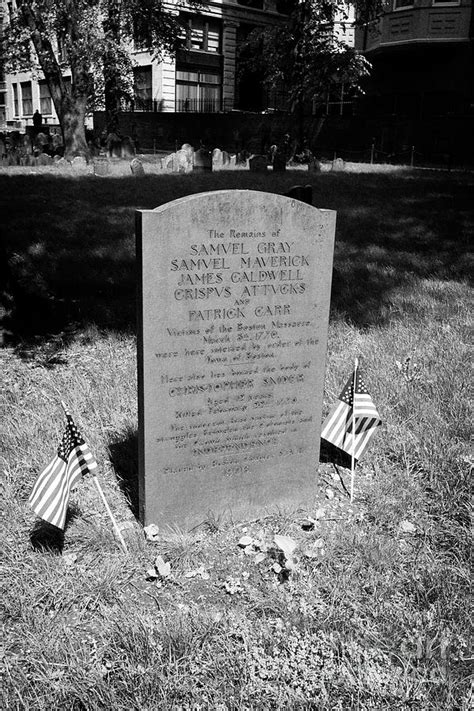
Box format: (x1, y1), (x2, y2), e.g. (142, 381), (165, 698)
(103, 0), (122, 135)
(17, 0), (91, 159)
(59, 96), (90, 160)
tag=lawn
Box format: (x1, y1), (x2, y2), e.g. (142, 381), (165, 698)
(1, 164), (472, 709)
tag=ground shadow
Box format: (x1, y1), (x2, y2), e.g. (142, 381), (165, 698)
(1, 169), (472, 351)
(29, 504), (81, 553)
(108, 426), (139, 518)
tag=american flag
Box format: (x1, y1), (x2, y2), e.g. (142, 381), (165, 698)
(320, 368), (382, 469)
(29, 410), (97, 529)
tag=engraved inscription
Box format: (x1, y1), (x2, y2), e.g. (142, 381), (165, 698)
(138, 191), (336, 527)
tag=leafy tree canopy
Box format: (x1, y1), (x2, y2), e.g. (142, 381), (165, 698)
(1, 0), (201, 156)
(239, 0), (382, 111)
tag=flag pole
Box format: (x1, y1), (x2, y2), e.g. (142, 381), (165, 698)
(91, 475), (128, 554)
(350, 358), (358, 503)
(60, 402), (128, 554)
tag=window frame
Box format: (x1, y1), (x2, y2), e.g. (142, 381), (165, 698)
(393, 0), (414, 10)
(20, 81), (33, 116)
(39, 80), (52, 115)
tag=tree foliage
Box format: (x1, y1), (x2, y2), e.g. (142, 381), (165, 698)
(239, 0), (382, 112)
(1, 0), (201, 156)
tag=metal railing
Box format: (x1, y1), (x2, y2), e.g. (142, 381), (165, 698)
(176, 97), (222, 113)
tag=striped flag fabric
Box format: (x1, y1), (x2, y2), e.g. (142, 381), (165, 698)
(320, 367), (382, 469)
(29, 410), (97, 529)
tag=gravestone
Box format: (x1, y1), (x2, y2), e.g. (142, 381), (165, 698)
(94, 157), (110, 177)
(332, 157), (345, 171)
(194, 148), (212, 172)
(71, 155), (88, 169)
(249, 155), (268, 173)
(137, 190), (336, 529)
(176, 146), (193, 173)
(36, 152), (53, 166)
(308, 158), (321, 172)
(212, 148), (223, 169)
(22, 134), (33, 155)
(55, 157), (70, 169)
(130, 157), (145, 176)
(164, 153), (176, 171)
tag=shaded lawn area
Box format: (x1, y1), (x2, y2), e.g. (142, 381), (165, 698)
(1, 168), (472, 347)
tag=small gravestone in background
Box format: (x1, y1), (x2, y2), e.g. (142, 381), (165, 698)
(164, 153), (176, 171)
(176, 147), (193, 173)
(308, 158), (321, 172)
(130, 157), (145, 176)
(71, 155), (88, 170)
(194, 148), (212, 172)
(179, 144), (194, 172)
(94, 157), (110, 176)
(37, 152), (53, 166)
(249, 155), (268, 173)
(212, 148), (223, 169)
(22, 134), (33, 155)
(137, 190), (336, 529)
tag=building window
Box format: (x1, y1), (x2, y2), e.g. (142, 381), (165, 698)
(181, 15), (221, 53)
(21, 81), (33, 115)
(0, 92), (5, 126)
(39, 81), (52, 115)
(393, 0), (414, 9)
(431, 0), (460, 4)
(133, 66), (153, 111)
(12, 83), (19, 116)
(176, 70), (222, 112)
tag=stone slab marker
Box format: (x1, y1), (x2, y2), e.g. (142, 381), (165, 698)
(137, 190), (336, 529)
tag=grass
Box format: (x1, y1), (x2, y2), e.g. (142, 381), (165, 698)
(1, 163), (472, 709)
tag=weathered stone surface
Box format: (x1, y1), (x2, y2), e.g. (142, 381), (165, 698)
(93, 157), (110, 176)
(71, 155), (88, 169)
(36, 152), (53, 166)
(332, 157), (345, 171)
(212, 148), (223, 169)
(130, 157), (145, 176)
(176, 146), (193, 173)
(137, 190), (336, 529)
(249, 155), (268, 173)
(163, 153), (176, 171)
